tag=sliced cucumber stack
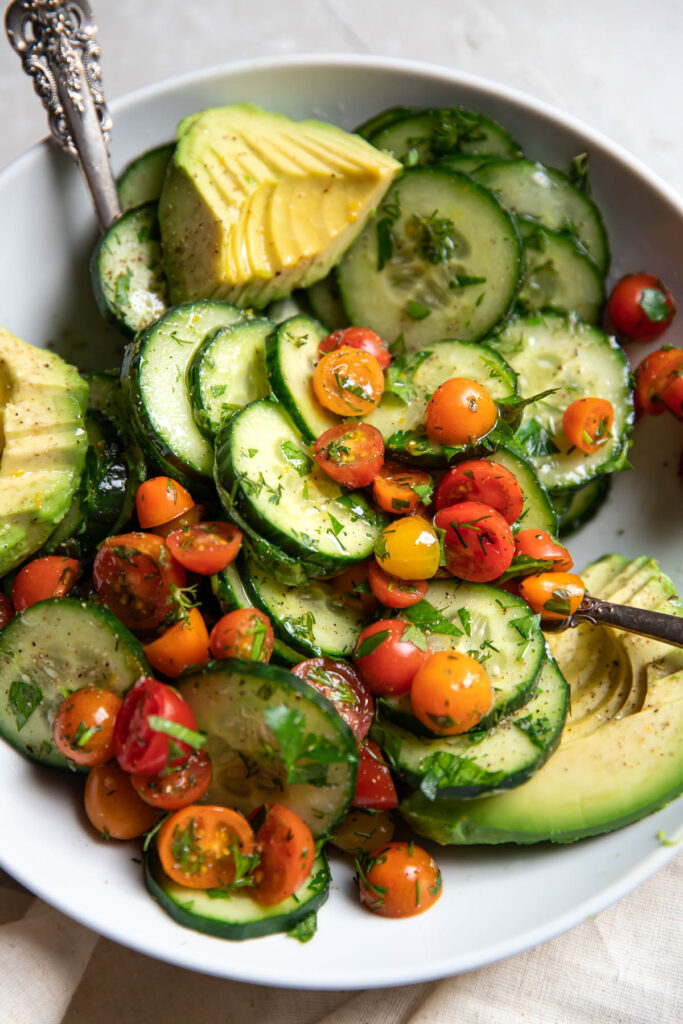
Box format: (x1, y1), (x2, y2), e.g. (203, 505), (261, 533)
(265, 315), (338, 442)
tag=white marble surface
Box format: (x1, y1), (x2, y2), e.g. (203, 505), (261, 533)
(1, 0), (682, 197)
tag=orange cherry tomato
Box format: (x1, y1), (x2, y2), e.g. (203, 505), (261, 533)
(518, 571), (586, 621)
(130, 748), (212, 810)
(151, 502), (203, 539)
(358, 841), (442, 918)
(144, 607), (211, 679)
(136, 476), (195, 529)
(157, 805), (255, 890)
(561, 398), (614, 453)
(514, 529), (573, 572)
(354, 618), (429, 696)
(330, 560), (378, 616)
(84, 761), (159, 839)
(0, 593), (14, 629)
(434, 501), (514, 582)
(353, 739), (398, 810)
(606, 272), (676, 343)
(292, 657), (374, 741)
(425, 377), (497, 446)
(209, 608), (274, 662)
(12, 556), (81, 612)
(53, 686), (122, 767)
(319, 326), (391, 369)
(410, 651), (493, 736)
(367, 561), (427, 608)
(634, 346), (683, 416)
(250, 804), (315, 906)
(375, 515), (440, 580)
(372, 461), (433, 515)
(93, 532), (186, 632)
(166, 521), (242, 574)
(435, 459), (524, 524)
(313, 346), (385, 416)
(313, 422), (384, 488)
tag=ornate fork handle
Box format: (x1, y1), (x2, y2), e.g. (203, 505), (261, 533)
(5, 0), (120, 227)
(548, 594), (683, 648)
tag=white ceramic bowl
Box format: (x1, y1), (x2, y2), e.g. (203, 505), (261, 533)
(0, 55), (681, 990)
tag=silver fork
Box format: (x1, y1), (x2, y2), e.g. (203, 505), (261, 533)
(541, 592), (683, 647)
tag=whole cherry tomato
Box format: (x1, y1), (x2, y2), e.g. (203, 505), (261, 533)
(93, 533), (185, 632)
(113, 677), (203, 775)
(313, 346), (384, 416)
(435, 459), (523, 524)
(209, 608), (274, 663)
(84, 761), (159, 840)
(434, 501), (514, 582)
(352, 740), (398, 810)
(367, 561), (427, 608)
(53, 686), (122, 767)
(251, 804), (315, 906)
(358, 842), (442, 918)
(514, 529), (573, 572)
(319, 326), (391, 368)
(292, 657), (374, 741)
(562, 398), (614, 454)
(606, 272), (675, 342)
(130, 748), (212, 810)
(425, 377), (497, 446)
(354, 619), (429, 696)
(313, 423), (384, 488)
(136, 476), (195, 529)
(166, 521), (242, 574)
(410, 650), (493, 736)
(157, 804), (255, 889)
(12, 556), (81, 612)
(634, 346), (683, 416)
(375, 515), (440, 580)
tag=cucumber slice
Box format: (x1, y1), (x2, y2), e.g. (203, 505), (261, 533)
(0, 599), (148, 769)
(265, 315), (338, 442)
(122, 300), (247, 485)
(438, 153), (510, 175)
(374, 656), (567, 799)
(211, 562), (303, 666)
(355, 105), (421, 141)
(554, 476), (611, 537)
(518, 223), (605, 324)
(214, 399), (384, 574)
(368, 108), (522, 164)
(483, 446), (558, 535)
(178, 659), (358, 836)
(489, 314), (633, 491)
(473, 159), (610, 274)
(90, 202), (168, 337)
(338, 167), (523, 350)
(306, 274), (348, 332)
(145, 846), (329, 941)
(117, 142), (174, 211)
(188, 319), (272, 438)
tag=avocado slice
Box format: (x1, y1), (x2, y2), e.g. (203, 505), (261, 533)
(159, 104), (401, 309)
(0, 329), (88, 576)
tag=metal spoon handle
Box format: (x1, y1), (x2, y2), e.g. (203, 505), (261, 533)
(557, 594), (683, 648)
(5, 0), (120, 228)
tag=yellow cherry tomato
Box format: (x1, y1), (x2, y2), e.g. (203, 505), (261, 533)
(375, 516), (440, 580)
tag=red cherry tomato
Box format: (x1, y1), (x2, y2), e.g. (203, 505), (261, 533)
(367, 561), (427, 608)
(661, 373), (683, 420)
(292, 657), (374, 741)
(53, 686), (122, 767)
(251, 803), (315, 906)
(12, 556), (81, 612)
(166, 521), (242, 575)
(634, 347), (683, 416)
(0, 594), (14, 629)
(209, 608), (274, 663)
(425, 377), (497, 445)
(313, 422), (384, 488)
(562, 398), (614, 454)
(354, 618), (429, 696)
(435, 459), (524, 524)
(136, 476), (195, 529)
(353, 740), (398, 810)
(358, 842), (442, 918)
(319, 326), (391, 369)
(113, 677), (202, 776)
(514, 529), (573, 572)
(434, 501), (515, 582)
(130, 748), (212, 810)
(158, 804), (255, 890)
(607, 272), (676, 342)
(93, 533), (185, 632)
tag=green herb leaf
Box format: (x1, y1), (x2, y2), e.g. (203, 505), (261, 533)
(355, 629), (391, 658)
(640, 287), (671, 323)
(287, 912), (318, 943)
(280, 440), (313, 477)
(402, 600), (463, 637)
(400, 623), (429, 651)
(147, 715), (206, 750)
(8, 679), (42, 731)
(114, 268), (132, 306)
(405, 299), (432, 320)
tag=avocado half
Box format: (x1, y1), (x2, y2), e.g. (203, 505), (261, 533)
(400, 555), (683, 844)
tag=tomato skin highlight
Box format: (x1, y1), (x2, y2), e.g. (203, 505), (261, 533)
(606, 272), (676, 342)
(434, 501), (514, 583)
(435, 459), (524, 524)
(353, 740), (398, 810)
(354, 619), (429, 696)
(209, 608), (274, 663)
(157, 805), (255, 890)
(166, 521), (242, 574)
(425, 377), (497, 445)
(85, 761), (159, 840)
(0, 593), (14, 629)
(251, 804), (315, 906)
(313, 422), (384, 488)
(367, 561), (427, 608)
(358, 842), (442, 918)
(514, 529), (573, 572)
(130, 748), (212, 810)
(12, 556), (81, 612)
(375, 515), (440, 580)
(319, 326), (391, 368)
(562, 397), (614, 454)
(313, 346), (385, 416)
(93, 533), (186, 632)
(53, 686), (123, 767)
(634, 346), (683, 416)
(113, 677), (201, 775)
(519, 571), (586, 621)
(372, 461), (433, 515)
(144, 607), (211, 679)
(410, 651), (493, 736)
(292, 657), (374, 741)
(136, 476), (195, 529)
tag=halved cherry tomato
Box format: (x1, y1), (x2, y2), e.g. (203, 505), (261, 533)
(410, 650), (493, 736)
(330, 560), (378, 616)
(353, 740), (398, 810)
(634, 346), (683, 416)
(53, 686), (122, 767)
(113, 677), (202, 775)
(331, 808), (395, 856)
(158, 804), (255, 890)
(313, 422), (384, 487)
(130, 749), (212, 810)
(371, 461), (433, 515)
(144, 607), (211, 679)
(358, 841), (442, 918)
(514, 529), (573, 572)
(425, 377), (497, 445)
(12, 556), (81, 612)
(606, 272), (676, 342)
(319, 326), (391, 369)
(152, 503), (203, 539)
(292, 657), (374, 741)
(166, 521), (242, 574)
(562, 398), (614, 453)
(84, 761), (159, 840)
(375, 515), (440, 580)
(313, 346), (384, 416)
(209, 608), (274, 663)
(518, 571), (586, 621)
(93, 532), (186, 632)
(434, 501), (514, 582)
(136, 476), (195, 529)
(251, 804), (315, 906)
(367, 561), (427, 608)
(0, 593), (14, 629)
(435, 459), (523, 524)
(354, 619), (429, 696)
(661, 373), (683, 420)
